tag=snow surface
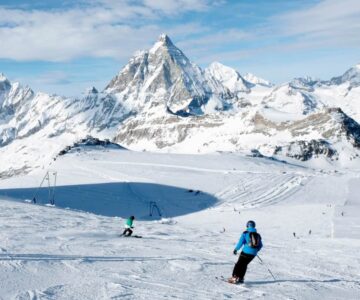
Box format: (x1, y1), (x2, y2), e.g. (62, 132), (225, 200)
(0, 149), (359, 299)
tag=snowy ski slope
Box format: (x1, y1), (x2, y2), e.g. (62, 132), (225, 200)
(0, 148), (359, 299)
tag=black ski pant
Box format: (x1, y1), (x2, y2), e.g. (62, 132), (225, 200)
(122, 228), (133, 236)
(232, 252), (255, 279)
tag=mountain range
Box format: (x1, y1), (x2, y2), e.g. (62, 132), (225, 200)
(1, 34), (360, 177)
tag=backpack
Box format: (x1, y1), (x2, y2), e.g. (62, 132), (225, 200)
(244, 231), (261, 248)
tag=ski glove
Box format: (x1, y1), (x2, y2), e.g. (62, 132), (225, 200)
(233, 249), (237, 255)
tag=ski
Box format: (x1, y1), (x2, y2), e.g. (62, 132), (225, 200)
(215, 276), (248, 287)
(120, 234), (143, 238)
(216, 276), (235, 283)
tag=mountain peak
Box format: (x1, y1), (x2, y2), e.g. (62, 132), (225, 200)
(149, 34), (176, 54)
(85, 86), (98, 94)
(0, 73), (11, 92)
(207, 61), (240, 79)
(207, 61), (252, 93)
(0, 73), (9, 82)
(209, 61), (231, 69)
(243, 73), (273, 87)
(330, 63), (360, 86)
(158, 33), (173, 46)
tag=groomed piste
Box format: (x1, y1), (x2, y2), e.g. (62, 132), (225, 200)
(0, 148), (359, 299)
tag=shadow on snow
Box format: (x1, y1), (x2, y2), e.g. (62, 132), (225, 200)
(0, 182), (218, 219)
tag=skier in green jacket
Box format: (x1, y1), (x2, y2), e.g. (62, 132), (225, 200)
(122, 216), (135, 236)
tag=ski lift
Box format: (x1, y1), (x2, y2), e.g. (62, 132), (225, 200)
(149, 201), (162, 217)
(32, 170), (57, 205)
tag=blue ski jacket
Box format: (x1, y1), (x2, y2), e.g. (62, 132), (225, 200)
(234, 227), (263, 256)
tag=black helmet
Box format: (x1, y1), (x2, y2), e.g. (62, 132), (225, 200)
(130, 216), (135, 220)
(246, 220), (256, 228)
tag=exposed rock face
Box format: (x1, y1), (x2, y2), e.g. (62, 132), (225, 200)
(251, 107), (360, 141)
(274, 140), (337, 161)
(113, 103), (360, 164)
(334, 108), (360, 148)
(105, 34), (232, 115)
(115, 114), (224, 149)
(58, 136), (125, 156)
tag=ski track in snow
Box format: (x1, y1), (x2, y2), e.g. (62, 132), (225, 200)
(0, 150), (359, 299)
(216, 173), (308, 208)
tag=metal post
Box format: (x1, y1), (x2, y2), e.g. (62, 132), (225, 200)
(46, 172), (51, 204)
(32, 172), (49, 204)
(50, 172), (57, 205)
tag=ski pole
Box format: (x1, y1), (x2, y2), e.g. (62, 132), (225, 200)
(257, 255), (276, 281)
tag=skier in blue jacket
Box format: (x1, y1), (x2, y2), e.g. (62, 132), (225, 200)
(229, 220), (263, 284)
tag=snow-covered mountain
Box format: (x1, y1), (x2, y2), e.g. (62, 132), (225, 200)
(329, 63), (360, 87)
(206, 62), (252, 94)
(0, 78), (130, 147)
(1, 34), (360, 177)
(262, 77), (322, 117)
(243, 72), (273, 87)
(0, 77), (131, 177)
(0, 75), (35, 146)
(105, 34), (232, 116)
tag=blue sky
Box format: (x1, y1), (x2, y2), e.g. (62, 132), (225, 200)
(0, 0), (359, 96)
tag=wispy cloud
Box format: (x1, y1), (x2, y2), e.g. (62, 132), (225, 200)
(32, 71), (73, 86)
(0, 0), (216, 61)
(143, 0), (210, 14)
(275, 0), (360, 35)
(3, 0), (358, 64)
(182, 0), (360, 67)
(1, 0), (359, 93)
(178, 28), (251, 49)
(272, 0), (360, 48)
